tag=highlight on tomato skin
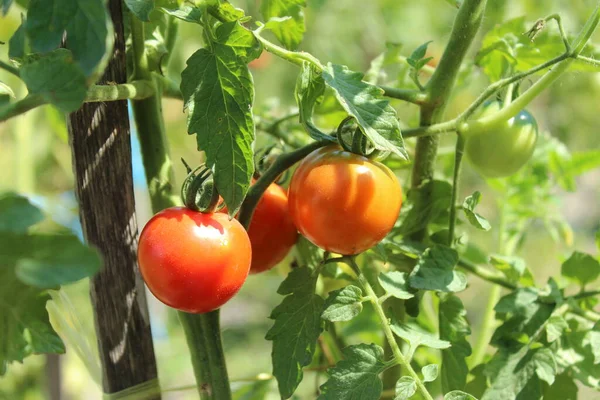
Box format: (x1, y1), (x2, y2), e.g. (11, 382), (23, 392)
(288, 145), (403, 255)
(137, 207), (252, 314)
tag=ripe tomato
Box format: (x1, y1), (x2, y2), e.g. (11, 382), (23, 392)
(245, 182), (298, 274)
(288, 145), (402, 255)
(465, 101), (538, 178)
(137, 207), (251, 314)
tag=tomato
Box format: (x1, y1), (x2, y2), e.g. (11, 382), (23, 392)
(137, 207), (251, 314)
(222, 182), (297, 274)
(288, 145), (402, 255)
(245, 182), (298, 274)
(465, 101), (538, 178)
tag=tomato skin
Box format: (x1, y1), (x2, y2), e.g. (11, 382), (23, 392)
(288, 145), (402, 255)
(137, 207), (251, 314)
(465, 101), (539, 178)
(246, 182), (298, 274)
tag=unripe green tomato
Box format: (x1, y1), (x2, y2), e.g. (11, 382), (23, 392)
(465, 101), (538, 178)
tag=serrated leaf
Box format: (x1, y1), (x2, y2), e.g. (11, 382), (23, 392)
(532, 348), (557, 385)
(422, 364), (438, 382)
(295, 235), (324, 270)
(462, 192), (491, 231)
(489, 254), (534, 287)
(261, 0), (306, 50)
(408, 41), (432, 64)
(0, 193), (44, 233)
(26, 0), (111, 76)
(322, 285), (363, 322)
(181, 21), (261, 216)
(295, 62), (331, 141)
(206, 0), (246, 22)
(161, 4), (202, 23)
(125, 0), (155, 21)
(556, 329), (600, 389)
(321, 63), (407, 159)
(394, 376), (416, 400)
(409, 245), (466, 293)
(439, 293), (472, 392)
(445, 391), (478, 400)
(378, 271), (414, 300)
(19, 49), (87, 113)
(391, 321), (450, 350)
(397, 180), (452, 236)
(561, 251), (600, 287)
(266, 267), (324, 398)
(545, 315), (568, 343)
(318, 344), (386, 400)
(8, 17), (26, 60)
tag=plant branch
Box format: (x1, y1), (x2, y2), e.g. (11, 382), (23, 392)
(447, 135), (465, 246)
(576, 54), (600, 67)
(342, 257), (434, 400)
(0, 60), (19, 78)
(238, 140), (331, 229)
(380, 85), (429, 105)
(457, 258), (517, 290)
(0, 94), (45, 122)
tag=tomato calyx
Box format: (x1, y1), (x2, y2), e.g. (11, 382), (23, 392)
(180, 161), (221, 213)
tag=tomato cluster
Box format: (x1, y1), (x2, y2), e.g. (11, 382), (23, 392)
(138, 145), (404, 313)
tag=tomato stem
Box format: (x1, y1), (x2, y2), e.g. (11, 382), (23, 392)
(447, 134), (465, 247)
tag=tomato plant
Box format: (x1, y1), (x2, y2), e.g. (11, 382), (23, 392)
(138, 207), (251, 314)
(288, 145), (402, 255)
(465, 101), (538, 178)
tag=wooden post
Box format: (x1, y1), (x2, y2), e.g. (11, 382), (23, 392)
(66, 0), (160, 395)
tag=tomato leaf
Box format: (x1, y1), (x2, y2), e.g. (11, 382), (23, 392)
(266, 267), (324, 398)
(391, 320), (450, 350)
(409, 245), (467, 293)
(161, 4), (202, 23)
(543, 373), (578, 400)
(422, 364), (439, 383)
(439, 293), (472, 392)
(125, 0), (155, 22)
(318, 343), (386, 400)
(445, 391), (478, 400)
(0, 192), (44, 233)
(2, 0), (12, 15)
(8, 17), (26, 60)
(395, 376), (416, 399)
(181, 21), (261, 216)
(261, 0), (306, 50)
(295, 62), (332, 141)
(489, 254), (534, 287)
(321, 63), (408, 160)
(462, 192), (491, 231)
(545, 315), (568, 343)
(378, 271), (414, 300)
(397, 180), (452, 236)
(561, 251), (600, 288)
(322, 285), (363, 322)
(26, 0), (111, 76)
(19, 49), (87, 113)
(232, 379), (271, 400)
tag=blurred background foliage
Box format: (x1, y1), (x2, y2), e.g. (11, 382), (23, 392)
(1, 0), (599, 398)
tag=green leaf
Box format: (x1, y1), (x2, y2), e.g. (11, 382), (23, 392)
(0, 81), (15, 104)
(295, 236), (324, 270)
(588, 322), (600, 365)
(161, 4), (202, 23)
(439, 293), (472, 392)
(206, 0), (246, 22)
(422, 364), (438, 382)
(445, 391), (478, 400)
(232, 379), (271, 400)
(322, 285), (363, 322)
(19, 49), (87, 113)
(462, 192), (491, 231)
(543, 373), (578, 400)
(26, 0), (111, 76)
(321, 63), (408, 160)
(261, 0), (306, 50)
(295, 62), (331, 141)
(8, 17), (26, 60)
(2, 0), (12, 15)
(181, 21), (261, 216)
(378, 271), (414, 300)
(397, 180), (452, 236)
(391, 321), (450, 350)
(409, 245), (467, 293)
(532, 348), (557, 385)
(318, 344), (386, 400)
(556, 329), (600, 389)
(489, 255), (534, 287)
(561, 251), (600, 287)
(0, 193), (44, 233)
(125, 0), (155, 21)
(545, 315), (568, 343)
(364, 42), (403, 84)
(266, 267), (324, 398)
(394, 376), (416, 400)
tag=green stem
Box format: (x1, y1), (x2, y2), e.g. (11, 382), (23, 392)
(129, 15), (232, 400)
(447, 135), (465, 246)
(0, 94), (45, 123)
(576, 54), (600, 67)
(456, 258), (516, 290)
(238, 140), (330, 229)
(380, 85), (429, 105)
(345, 258), (434, 400)
(179, 311), (232, 400)
(253, 27), (324, 70)
(0, 59), (19, 77)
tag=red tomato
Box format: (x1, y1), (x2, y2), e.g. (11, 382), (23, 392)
(137, 207), (251, 313)
(288, 145), (402, 255)
(246, 182), (298, 274)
